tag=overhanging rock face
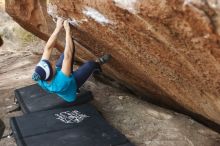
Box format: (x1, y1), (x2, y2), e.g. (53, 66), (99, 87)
(5, 0), (220, 126)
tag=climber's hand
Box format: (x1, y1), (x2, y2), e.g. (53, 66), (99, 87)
(56, 17), (64, 31)
(63, 20), (71, 32)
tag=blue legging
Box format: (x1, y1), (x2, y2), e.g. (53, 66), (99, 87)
(56, 53), (101, 89)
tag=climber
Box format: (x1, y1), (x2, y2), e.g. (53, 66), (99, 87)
(32, 17), (111, 102)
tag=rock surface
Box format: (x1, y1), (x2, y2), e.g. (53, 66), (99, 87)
(5, 0), (220, 127)
(1, 9), (220, 146)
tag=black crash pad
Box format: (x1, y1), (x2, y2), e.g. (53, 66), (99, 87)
(14, 84), (93, 114)
(0, 119), (5, 138)
(10, 104), (133, 146)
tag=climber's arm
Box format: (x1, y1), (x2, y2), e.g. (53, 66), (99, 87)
(62, 20), (75, 76)
(41, 17), (64, 60)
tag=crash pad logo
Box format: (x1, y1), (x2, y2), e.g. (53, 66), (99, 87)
(55, 110), (89, 124)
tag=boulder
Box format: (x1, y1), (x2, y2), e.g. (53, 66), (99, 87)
(5, 0), (220, 127)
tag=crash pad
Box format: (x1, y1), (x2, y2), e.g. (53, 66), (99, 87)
(10, 104), (133, 146)
(0, 119), (5, 139)
(14, 84), (93, 113)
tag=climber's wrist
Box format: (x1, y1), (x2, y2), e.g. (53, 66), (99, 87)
(54, 28), (61, 34)
(65, 28), (71, 34)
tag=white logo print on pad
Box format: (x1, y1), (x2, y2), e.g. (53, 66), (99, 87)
(55, 110), (90, 124)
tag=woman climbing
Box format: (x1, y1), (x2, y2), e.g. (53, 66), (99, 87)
(32, 17), (111, 102)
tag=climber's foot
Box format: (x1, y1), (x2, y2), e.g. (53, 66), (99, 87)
(96, 54), (112, 65)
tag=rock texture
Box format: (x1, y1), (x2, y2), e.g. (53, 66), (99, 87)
(5, 0), (220, 127)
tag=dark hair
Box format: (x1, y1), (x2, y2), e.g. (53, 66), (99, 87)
(0, 37), (3, 47)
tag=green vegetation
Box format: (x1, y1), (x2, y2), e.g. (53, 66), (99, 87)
(13, 27), (39, 46)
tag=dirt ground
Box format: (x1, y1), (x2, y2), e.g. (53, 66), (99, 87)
(1, 11), (220, 146)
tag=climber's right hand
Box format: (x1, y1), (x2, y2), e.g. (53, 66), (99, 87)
(56, 17), (64, 31)
(63, 20), (70, 32)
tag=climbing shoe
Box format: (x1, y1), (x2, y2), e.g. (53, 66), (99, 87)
(96, 54), (112, 65)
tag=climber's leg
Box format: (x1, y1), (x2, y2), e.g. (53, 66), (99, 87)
(55, 53), (65, 68)
(74, 61), (101, 89)
(74, 54), (112, 89)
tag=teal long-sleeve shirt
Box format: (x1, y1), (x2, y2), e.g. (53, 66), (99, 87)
(37, 67), (77, 102)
